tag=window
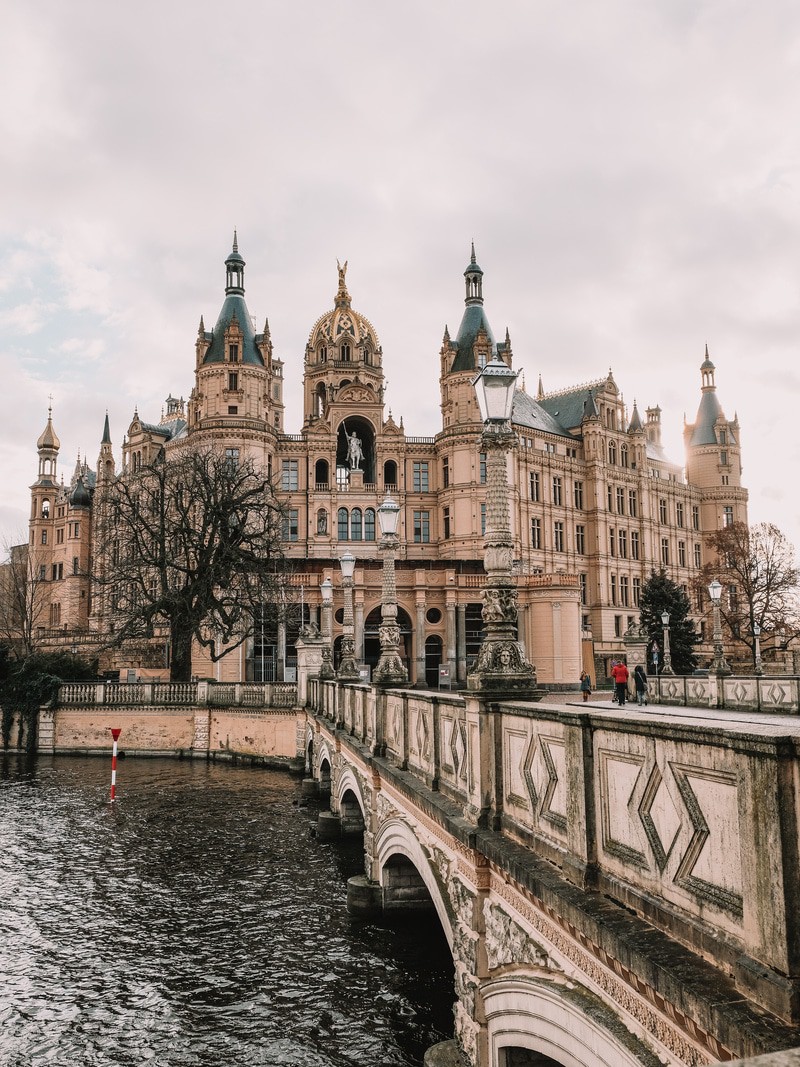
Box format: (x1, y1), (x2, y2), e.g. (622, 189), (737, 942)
(608, 441), (617, 464)
(609, 528), (615, 556)
(575, 524), (585, 554)
(723, 506), (734, 527)
(479, 453), (487, 484)
(413, 510), (430, 543)
(281, 459), (299, 491)
(566, 446), (577, 458)
(72, 557), (79, 575)
(631, 531), (640, 560)
(692, 505), (700, 530)
(678, 540), (686, 567)
(350, 508), (362, 541)
(573, 481), (583, 509)
(628, 489), (637, 517)
(281, 509), (299, 542)
(319, 345), (327, 363)
(364, 508), (376, 541)
(661, 537), (669, 565)
(39, 564), (46, 580)
(341, 343), (351, 361)
(544, 441), (556, 454)
(413, 462), (429, 492)
(442, 456), (449, 488)
(41, 530), (47, 545)
(620, 445), (628, 468)
(56, 528), (64, 545)
(228, 371), (239, 392)
(552, 477), (562, 505)
(41, 499), (50, 518)
(579, 573), (587, 604)
(554, 521), (564, 552)
(620, 575), (629, 606)
(481, 503), (486, 536)
(443, 507), (451, 539)
(616, 487), (624, 514)
(228, 406), (238, 415)
(614, 615), (623, 638)
(607, 485), (613, 511)
(531, 517), (542, 549)
(719, 429), (727, 445)
(618, 529), (627, 558)
(228, 343), (239, 362)
(611, 574), (617, 604)
(633, 577), (641, 606)
(530, 472), (540, 502)
(338, 507), (349, 540)
(225, 447), (239, 468)
(676, 502), (684, 527)
(72, 521), (80, 538)
(720, 451), (728, 466)
(694, 543), (702, 568)
(51, 563), (63, 581)
(659, 498), (667, 524)
(384, 460), (398, 486)
(50, 603), (61, 627)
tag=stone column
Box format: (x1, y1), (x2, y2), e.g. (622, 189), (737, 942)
(457, 603), (467, 683)
(277, 618), (287, 681)
(415, 593), (426, 686)
(446, 592), (457, 683)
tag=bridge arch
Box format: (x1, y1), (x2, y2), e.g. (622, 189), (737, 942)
(482, 975), (659, 1067)
(375, 817), (454, 950)
(334, 765), (367, 821)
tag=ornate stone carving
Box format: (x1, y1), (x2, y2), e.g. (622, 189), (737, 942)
(484, 900), (561, 973)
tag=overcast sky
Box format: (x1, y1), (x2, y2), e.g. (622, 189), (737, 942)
(2, 1), (799, 559)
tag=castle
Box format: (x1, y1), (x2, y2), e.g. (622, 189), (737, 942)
(23, 237), (748, 685)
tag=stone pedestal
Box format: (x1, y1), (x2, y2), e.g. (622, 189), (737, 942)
(346, 875), (383, 918)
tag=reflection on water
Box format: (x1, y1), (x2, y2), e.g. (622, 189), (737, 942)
(0, 755), (454, 1066)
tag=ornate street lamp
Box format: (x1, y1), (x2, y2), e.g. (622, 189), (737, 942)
(753, 622), (764, 676)
(708, 579), (731, 675)
(318, 577), (335, 680)
(660, 611), (675, 675)
(373, 495), (408, 687)
(337, 551), (360, 680)
(467, 356), (537, 698)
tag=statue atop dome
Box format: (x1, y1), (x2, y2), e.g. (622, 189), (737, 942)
(335, 259), (350, 309)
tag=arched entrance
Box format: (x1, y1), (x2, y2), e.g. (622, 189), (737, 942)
(363, 605), (413, 679)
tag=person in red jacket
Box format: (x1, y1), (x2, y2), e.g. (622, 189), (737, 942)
(611, 660), (630, 705)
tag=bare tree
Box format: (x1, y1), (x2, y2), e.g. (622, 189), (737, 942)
(96, 446), (288, 682)
(700, 522), (800, 670)
(0, 539), (48, 658)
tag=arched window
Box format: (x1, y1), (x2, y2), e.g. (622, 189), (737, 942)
(319, 345), (327, 363)
(384, 460), (398, 486)
(338, 508), (349, 540)
(316, 509), (328, 535)
(350, 507), (363, 541)
(620, 444), (628, 468)
(364, 508), (376, 541)
(41, 498), (50, 518)
(315, 384), (326, 418)
(341, 343), (351, 361)
(608, 441), (617, 464)
(314, 458), (329, 486)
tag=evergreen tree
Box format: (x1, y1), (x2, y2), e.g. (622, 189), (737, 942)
(639, 569), (698, 675)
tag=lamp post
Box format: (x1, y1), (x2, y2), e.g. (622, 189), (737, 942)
(753, 622), (763, 676)
(660, 611), (674, 675)
(319, 577), (335, 680)
(337, 551), (360, 680)
(467, 356), (537, 698)
(373, 495), (408, 687)
(708, 579), (731, 675)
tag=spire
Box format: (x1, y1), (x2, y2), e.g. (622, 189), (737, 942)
(463, 243), (484, 305)
(537, 374), (545, 400)
(582, 391), (600, 420)
(628, 400), (643, 433)
(37, 403), (61, 452)
(334, 259), (351, 309)
(101, 411), (111, 445)
(198, 315), (205, 336)
(263, 317), (271, 340)
(701, 343), (716, 389)
(442, 324), (450, 344)
(225, 232), (245, 295)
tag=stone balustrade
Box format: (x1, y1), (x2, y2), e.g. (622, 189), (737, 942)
(57, 680), (298, 709)
(653, 672), (800, 712)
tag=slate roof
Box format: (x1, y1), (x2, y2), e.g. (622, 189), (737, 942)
(537, 380), (606, 431)
(511, 389), (573, 438)
(688, 390), (736, 446)
(450, 304), (496, 373)
(202, 296), (264, 366)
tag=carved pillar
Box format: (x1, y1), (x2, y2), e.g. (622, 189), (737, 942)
(415, 593), (426, 686)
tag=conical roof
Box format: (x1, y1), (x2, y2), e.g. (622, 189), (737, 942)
(37, 409), (60, 451)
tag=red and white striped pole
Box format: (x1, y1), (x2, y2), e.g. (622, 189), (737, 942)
(109, 728), (122, 802)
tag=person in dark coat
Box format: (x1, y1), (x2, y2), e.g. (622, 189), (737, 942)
(580, 671), (592, 702)
(633, 664), (648, 706)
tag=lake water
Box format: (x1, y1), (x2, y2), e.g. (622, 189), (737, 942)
(0, 754), (455, 1066)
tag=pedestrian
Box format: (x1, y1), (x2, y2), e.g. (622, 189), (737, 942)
(610, 660), (618, 702)
(580, 671), (592, 702)
(611, 659), (630, 706)
(633, 664), (648, 706)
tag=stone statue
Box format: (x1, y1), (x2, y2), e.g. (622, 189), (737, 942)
(346, 431), (363, 471)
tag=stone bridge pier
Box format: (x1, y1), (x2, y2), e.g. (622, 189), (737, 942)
(301, 680), (800, 1067)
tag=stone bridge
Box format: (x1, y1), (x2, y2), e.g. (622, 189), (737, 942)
(302, 680), (800, 1067)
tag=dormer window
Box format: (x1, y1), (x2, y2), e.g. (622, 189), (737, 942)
(229, 343), (239, 363)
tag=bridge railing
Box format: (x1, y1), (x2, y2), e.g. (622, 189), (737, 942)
(57, 680), (298, 708)
(653, 672), (800, 712)
(306, 679), (800, 1025)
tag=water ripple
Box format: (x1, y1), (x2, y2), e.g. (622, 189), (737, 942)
(0, 756), (454, 1066)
